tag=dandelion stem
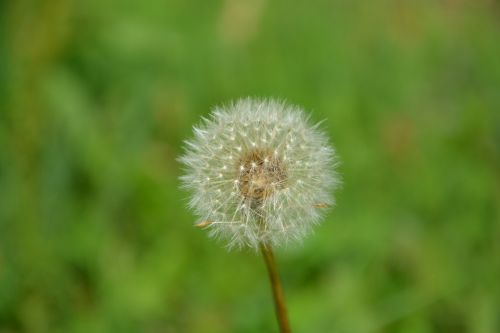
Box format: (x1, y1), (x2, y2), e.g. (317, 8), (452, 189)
(259, 242), (292, 333)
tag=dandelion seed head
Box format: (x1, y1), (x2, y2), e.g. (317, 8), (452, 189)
(179, 98), (340, 250)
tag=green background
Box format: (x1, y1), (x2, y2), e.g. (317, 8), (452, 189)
(1, 0), (499, 332)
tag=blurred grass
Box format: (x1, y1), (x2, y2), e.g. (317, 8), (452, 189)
(1, 0), (499, 332)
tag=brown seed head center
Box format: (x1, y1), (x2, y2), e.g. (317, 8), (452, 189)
(237, 148), (287, 202)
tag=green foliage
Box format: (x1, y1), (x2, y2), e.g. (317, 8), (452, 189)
(1, 0), (499, 332)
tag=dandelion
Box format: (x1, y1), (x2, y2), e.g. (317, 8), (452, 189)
(180, 98), (339, 248)
(179, 98), (340, 332)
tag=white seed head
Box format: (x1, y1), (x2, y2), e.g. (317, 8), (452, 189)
(179, 98), (340, 250)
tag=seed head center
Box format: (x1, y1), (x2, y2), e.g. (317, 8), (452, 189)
(237, 148), (287, 202)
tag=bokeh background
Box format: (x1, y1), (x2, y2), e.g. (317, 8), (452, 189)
(1, 0), (499, 332)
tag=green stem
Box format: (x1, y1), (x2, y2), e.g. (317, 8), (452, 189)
(259, 242), (292, 333)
